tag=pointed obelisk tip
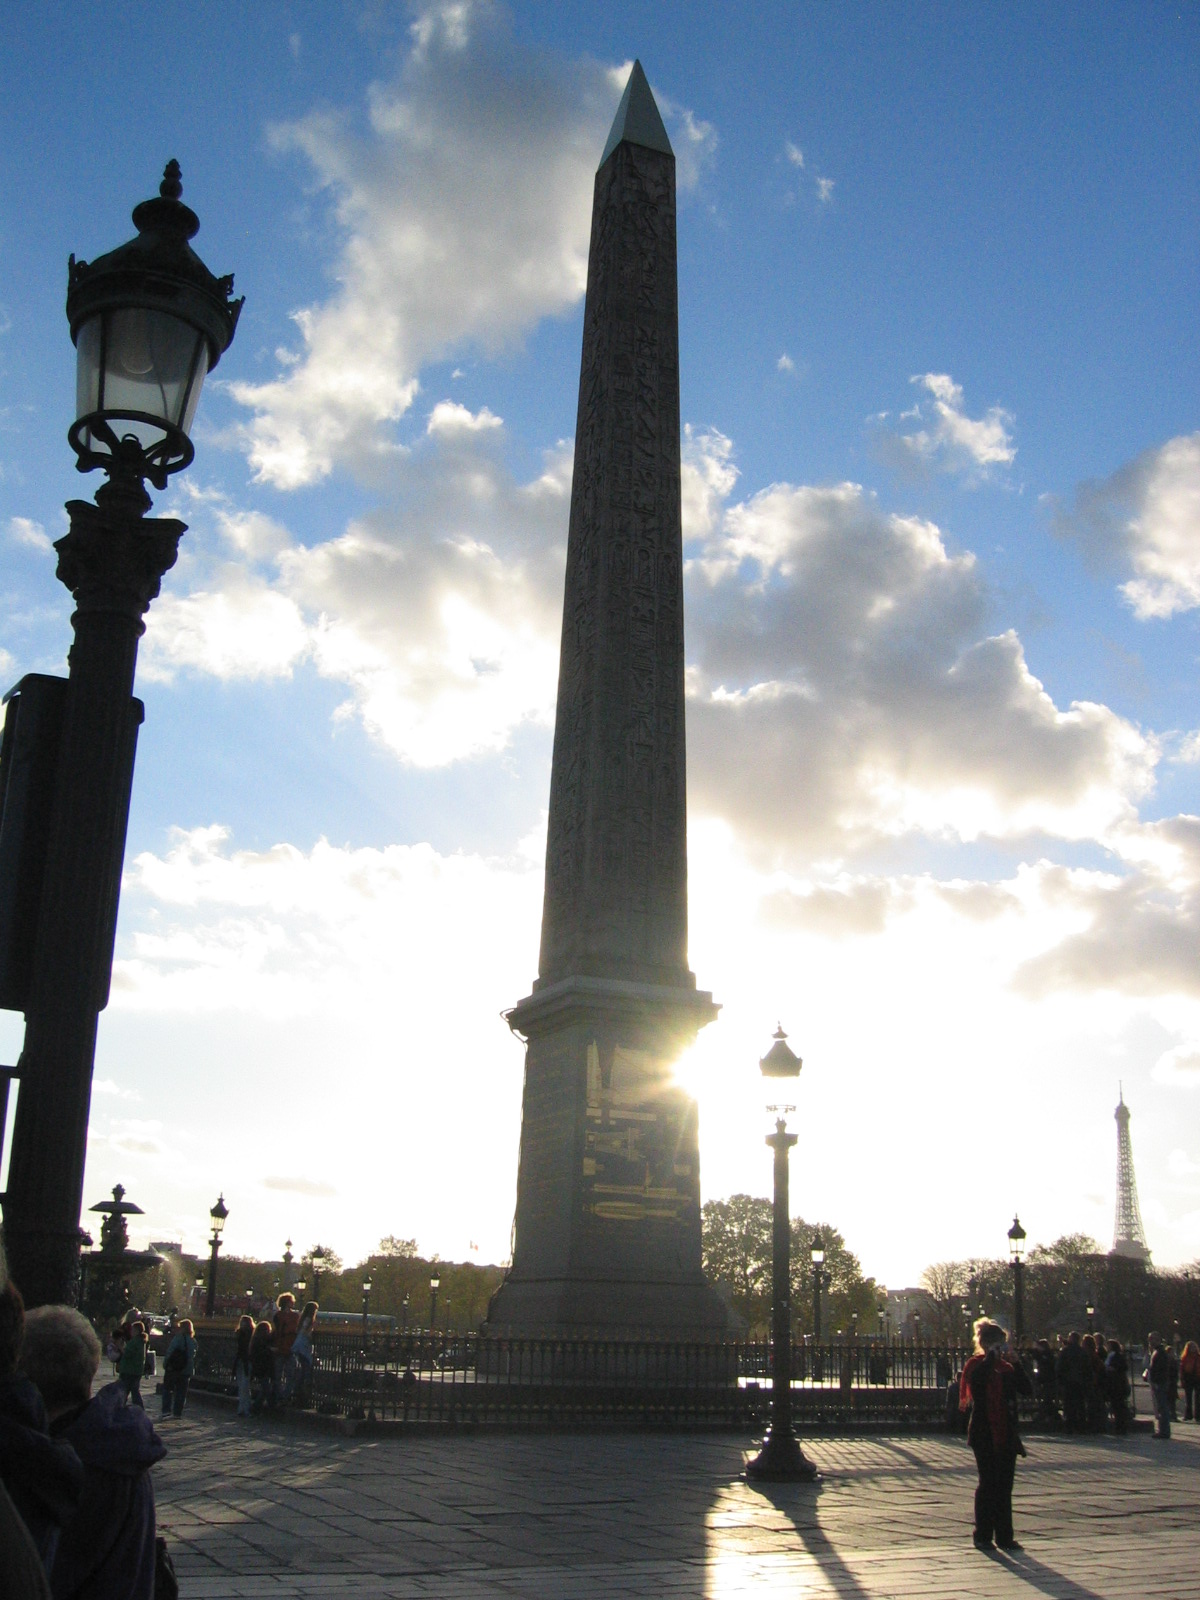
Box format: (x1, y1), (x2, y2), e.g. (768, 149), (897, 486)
(599, 59), (673, 168)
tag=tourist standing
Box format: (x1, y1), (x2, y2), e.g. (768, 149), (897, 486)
(1056, 1332), (1088, 1433)
(232, 1315), (254, 1417)
(272, 1292), (301, 1400)
(1105, 1340), (1131, 1433)
(959, 1319), (1032, 1552)
(1146, 1332), (1171, 1439)
(249, 1320), (275, 1413)
(1179, 1339), (1200, 1421)
(116, 1321), (148, 1409)
(160, 1319), (197, 1419)
(285, 1302), (319, 1405)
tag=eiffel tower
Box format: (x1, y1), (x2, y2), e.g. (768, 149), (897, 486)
(1111, 1086), (1151, 1263)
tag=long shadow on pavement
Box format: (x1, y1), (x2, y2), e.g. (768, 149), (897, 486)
(744, 1479), (872, 1600)
(993, 1547), (1106, 1600)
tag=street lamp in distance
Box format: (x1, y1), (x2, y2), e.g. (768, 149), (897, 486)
(1086, 1302), (1095, 1335)
(745, 1025), (818, 1483)
(362, 1277), (373, 1344)
(204, 1194), (228, 1319)
(811, 1232), (826, 1344)
(429, 1273), (441, 1331)
(1007, 1215), (1027, 1342)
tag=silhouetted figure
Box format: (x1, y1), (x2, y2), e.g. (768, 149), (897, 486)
(20, 1306), (166, 1600)
(1146, 1332), (1171, 1439)
(1056, 1331), (1088, 1433)
(285, 1302), (318, 1406)
(249, 1321), (275, 1413)
(1105, 1339), (1131, 1433)
(0, 1279), (83, 1574)
(1082, 1335), (1106, 1432)
(232, 1316), (254, 1417)
(1032, 1339), (1058, 1424)
(959, 1319), (1031, 1552)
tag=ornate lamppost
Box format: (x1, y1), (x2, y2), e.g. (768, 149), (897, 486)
(1007, 1215), (1026, 1342)
(361, 1276), (372, 1344)
(1086, 1302), (1095, 1335)
(204, 1194), (228, 1319)
(811, 1232), (826, 1344)
(0, 162), (241, 1307)
(746, 1026), (818, 1482)
(402, 1292), (410, 1330)
(429, 1272), (440, 1331)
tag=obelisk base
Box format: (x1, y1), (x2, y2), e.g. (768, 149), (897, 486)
(487, 976), (735, 1340)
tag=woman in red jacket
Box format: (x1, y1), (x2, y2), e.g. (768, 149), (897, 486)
(959, 1319), (1032, 1552)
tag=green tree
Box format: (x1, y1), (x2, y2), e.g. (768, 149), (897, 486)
(377, 1236), (418, 1258)
(701, 1194), (772, 1330)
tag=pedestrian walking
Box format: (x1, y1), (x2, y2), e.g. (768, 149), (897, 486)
(232, 1315), (254, 1417)
(959, 1318), (1032, 1553)
(1146, 1332), (1172, 1439)
(1180, 1340), (1200, 1421)
(1032, 1339), (1058, 1424)
(1166, 1339), (1181, 1420)
(160, 1319), (197, 1419)
(116, 1321), (148, 1409)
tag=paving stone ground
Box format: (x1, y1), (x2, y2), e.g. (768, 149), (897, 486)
(153, 1400), (1197, 1599)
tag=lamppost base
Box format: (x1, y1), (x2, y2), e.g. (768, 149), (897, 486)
(745, 1425), (819, 1482)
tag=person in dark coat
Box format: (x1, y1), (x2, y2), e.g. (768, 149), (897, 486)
(1105, 1339), (1131, 1433)
(1056, 1331), (1088, 1433)
(232, 1314), (254, 1417)
(0, 1279), (84, 1574)
(19, 1305), (166, 1600)
(959, 1318), (1032, 1552)
(249, 1319), (276, 1413)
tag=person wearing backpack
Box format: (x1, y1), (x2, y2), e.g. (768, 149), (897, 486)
(159, 1321), (197, 1419)
(958, 1319), (1032, 1552)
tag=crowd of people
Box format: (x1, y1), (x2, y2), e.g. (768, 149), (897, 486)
(0, 1252), (168, 1600)
(232, 1291), (319, 1416)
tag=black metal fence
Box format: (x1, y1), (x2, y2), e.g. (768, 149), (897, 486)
(193, 1330), (975, 1428)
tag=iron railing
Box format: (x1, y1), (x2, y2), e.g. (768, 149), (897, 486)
(192, 1331), (974, 1427)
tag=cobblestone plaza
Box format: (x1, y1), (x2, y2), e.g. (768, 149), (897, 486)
(156, 1405), (1194, 1599)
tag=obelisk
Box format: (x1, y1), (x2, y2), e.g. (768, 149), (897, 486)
(487, 64), (727, 1338)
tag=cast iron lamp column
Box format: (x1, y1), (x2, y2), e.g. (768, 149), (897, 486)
(747, 1026), (818, 1482)
(1008, 1215), (1026, 1342)
(429, 1273), (440, 1331)
(2, 163), (241, 1306)
(204, 1194), (228, 1319)
(811, 1233), (826, 1343)
(361, 1277), (372, 1344)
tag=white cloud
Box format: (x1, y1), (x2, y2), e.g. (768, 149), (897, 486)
(7, 516), (51, 552)
(816, 176), (834, 203)
(1157, 1050), (1200, 1089)
(893, 372), (1015, 481)
(685, 475), (1150, 858)
(1058, 433), (1200, 620)
(143, 571), (309, 682)
(777, 353), (795, 373)
(230, 10), (710, 489)
(785, 141), (804, 168)
(427, 400), (502, 436)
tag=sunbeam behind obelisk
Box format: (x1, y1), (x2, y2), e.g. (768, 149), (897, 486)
(485, 63), (730, 1338)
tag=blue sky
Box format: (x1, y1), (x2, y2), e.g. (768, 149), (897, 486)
(0, 2), (1197, 1286)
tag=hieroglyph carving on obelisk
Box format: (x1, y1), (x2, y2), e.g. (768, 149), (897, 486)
(486, 63), (728, 1338)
